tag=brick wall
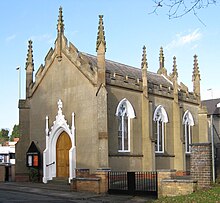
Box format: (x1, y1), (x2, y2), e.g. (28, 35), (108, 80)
(75, 177), (100, 193)
(190, 143), (212, 188)
(75, 168), (90, 178)
(72, 168), (109, 194)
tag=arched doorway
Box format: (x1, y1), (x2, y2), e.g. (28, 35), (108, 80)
(43, 100), (76, 184)
(56, 131), (72, 178)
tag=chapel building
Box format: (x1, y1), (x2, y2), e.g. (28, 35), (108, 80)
(15, 7), (208, 183)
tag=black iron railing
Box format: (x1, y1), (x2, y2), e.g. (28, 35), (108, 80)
(108, 171), (157, 196)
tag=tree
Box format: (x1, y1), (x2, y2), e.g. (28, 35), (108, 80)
(10, 124), (20, 141)
(151, 0), (218, 21)
(0, 128), (9, 145)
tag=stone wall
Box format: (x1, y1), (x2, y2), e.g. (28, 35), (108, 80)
(161, 179), (197, 197)
(190, 143), (212, 188)
(157, 170), (176, 198)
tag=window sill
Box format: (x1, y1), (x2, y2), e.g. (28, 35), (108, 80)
(109, 154), (143, 157)
(118, 150), (130, 153)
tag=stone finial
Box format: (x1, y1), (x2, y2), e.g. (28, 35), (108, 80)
(96, 15), (106, 52)
(172, 56), (178, 102)
(192, 55), (200, 81)
(57, 6), (64, 35)
(159, 47), (164, 67)
(157, 47), (167, 76)
(141, 46), (148, 98)
(192, 54), (201, 99)
(141, 46), (148, 70)
(26, 40), (34, 71)
(172, 56), (178, 79)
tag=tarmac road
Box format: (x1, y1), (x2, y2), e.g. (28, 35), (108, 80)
(0, 182), (155, 203)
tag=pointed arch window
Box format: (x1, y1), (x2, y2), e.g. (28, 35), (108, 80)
(183, 110), (194, 153)
(116, 98), (135, 152)
(153, 105), (168, 153)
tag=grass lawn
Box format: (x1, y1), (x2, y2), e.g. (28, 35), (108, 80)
(152, 184), (220, 203)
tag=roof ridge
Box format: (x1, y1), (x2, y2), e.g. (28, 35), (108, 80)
(202, 98), (220, 102)
(81, 52), (159, 75)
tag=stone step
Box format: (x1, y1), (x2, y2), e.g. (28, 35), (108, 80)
(48, 177), (69, 185)
(46, 178), (71, 191)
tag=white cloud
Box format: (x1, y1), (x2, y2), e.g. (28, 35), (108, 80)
(6, 34), (16, 42)
(165, 29), (202, 50)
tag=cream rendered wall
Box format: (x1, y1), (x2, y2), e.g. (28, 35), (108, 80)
(107, 85), (143, 171)
(151, 95), (175, 170)
(29, 55), (99, 172)
(181, 103), (200, 143)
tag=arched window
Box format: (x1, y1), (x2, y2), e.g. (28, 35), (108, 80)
(153, 105), (168, 153)
(182, 110), (194, 153)
(116, 98), (135, 152)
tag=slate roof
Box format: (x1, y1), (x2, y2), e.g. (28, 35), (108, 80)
(202, 98), (220, 115)
(82, 53), (173, 88)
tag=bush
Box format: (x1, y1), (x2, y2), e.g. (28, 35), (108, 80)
(29, 167), (39, 182)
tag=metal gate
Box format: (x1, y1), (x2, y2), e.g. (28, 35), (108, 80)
(108, 171), (157, 196)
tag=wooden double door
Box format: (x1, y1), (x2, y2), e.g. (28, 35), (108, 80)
(56, 132), (72, 178)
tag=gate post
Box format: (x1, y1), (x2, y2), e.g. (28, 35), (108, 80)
(127, 172), (135, 195)
(95, 169), (110, 193)
(0, 165), (5, 182)
(190, 143), (212, 188)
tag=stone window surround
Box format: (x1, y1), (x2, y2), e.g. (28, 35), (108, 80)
(115, 98), (135, 153)
(153, 105), (168, 154)
(182, 110), (194, 153)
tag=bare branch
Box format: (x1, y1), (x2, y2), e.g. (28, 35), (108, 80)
(150, 0), (218, 23)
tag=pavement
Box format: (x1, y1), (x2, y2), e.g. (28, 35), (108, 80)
(0, 182), (156, 202)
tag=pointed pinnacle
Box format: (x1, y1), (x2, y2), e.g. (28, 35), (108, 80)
(57, 6), (64, 34)
(157, 46), (167, 76)
(172, 56), (178, 78)
(192, 54), (200, 80)
(159, 46), (164, 66)
(96, 15), (106, 52)
(141, 46), (148, 69)
(26, 40), (34, 70)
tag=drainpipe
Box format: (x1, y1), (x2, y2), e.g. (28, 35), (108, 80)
(211, 114), (215, 183)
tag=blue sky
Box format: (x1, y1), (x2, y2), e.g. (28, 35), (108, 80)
(1, 0), (220, 131)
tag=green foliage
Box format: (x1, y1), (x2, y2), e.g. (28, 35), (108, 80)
(10, 124), (20, 141)
(152, 185), (220, 203)
(0, 128), (9, 144)
(29, 167), (39, 182)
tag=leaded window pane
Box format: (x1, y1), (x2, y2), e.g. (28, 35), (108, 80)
(118, 117), (122, 150)
(159, 121), (163, 151)
(185, 124), (191, 153)
(124, 117), (128, 150)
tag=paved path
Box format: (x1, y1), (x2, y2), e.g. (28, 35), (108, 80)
(0, 182), (156, 202)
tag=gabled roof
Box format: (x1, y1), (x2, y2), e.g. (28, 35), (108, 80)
(202, 98), (220, 115)
(82, 53), (173, 88)
(27, 141), (40, 154)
